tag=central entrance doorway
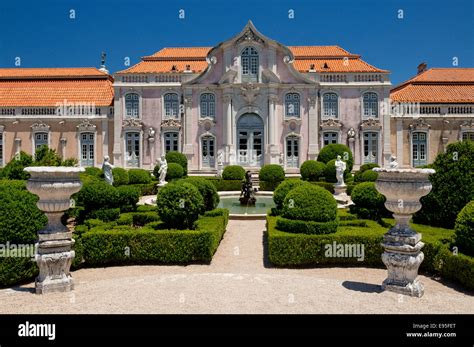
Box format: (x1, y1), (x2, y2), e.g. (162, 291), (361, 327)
(237, 113), (264, 167)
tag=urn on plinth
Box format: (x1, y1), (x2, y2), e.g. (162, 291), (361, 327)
(373, 167), (435, 297)
(24, 167), (84, 294)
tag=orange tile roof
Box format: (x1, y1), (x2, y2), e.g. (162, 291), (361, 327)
(117, 46), (387, 74)
(391, 68), (474, 103)
(0, 68), (114, 107)
(0, 67), (109, 79)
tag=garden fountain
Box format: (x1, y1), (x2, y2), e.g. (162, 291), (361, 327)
(239, 170), (256, 206)
(373, 162), (435, 297)
(24, 166), (84, 294)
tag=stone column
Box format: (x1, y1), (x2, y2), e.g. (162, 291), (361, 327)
(24, 167), (84, 294)
(307, 94), (319, 160)
(183, 91), (194, 158)
(60, 138), (67, 159)
(112, 88), (123, 166)
(223, 94), (232, 164)
(396, 118), (404, 166)
(382, 94), (392, 167)
(102, 118), (109, 163)
(268, 94), (279, 164)
(14, 138), (21, 157)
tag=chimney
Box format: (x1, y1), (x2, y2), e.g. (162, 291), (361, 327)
(417, 62), (427, 75)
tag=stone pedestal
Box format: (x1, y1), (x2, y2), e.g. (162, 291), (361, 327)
(374, 167), (435, 297)
(333, 184), (352, 207)
(24, 167), (84, 294)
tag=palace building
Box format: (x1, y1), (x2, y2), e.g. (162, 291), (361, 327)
(0, 21), (472, 173)
(112, 21), (392, 173)
(390, 67), (474, 167)
(0, 67), (114, 167)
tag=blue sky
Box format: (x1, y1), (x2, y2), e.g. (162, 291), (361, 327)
(0, 0), (472, 85)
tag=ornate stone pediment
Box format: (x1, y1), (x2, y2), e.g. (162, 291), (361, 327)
(408, 117), (430, 130)
(240, 82), (260, 104)
(31, 121), (50, 132)
(160, 118), (182, 130)
(284, 118), (302, 131)
(460, 119), (474, 129)
(320, 118), (342, 131)
(122, 118), (143, 130)
(360, 118), (381, 130)
(77, 119), (96, 132)
(236, 27), (264, 45)
(199, 118), (215, 131)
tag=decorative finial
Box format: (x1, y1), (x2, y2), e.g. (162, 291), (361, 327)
(99, 52), (108, 74)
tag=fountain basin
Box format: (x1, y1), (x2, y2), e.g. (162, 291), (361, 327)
(218, 191), (274, 220)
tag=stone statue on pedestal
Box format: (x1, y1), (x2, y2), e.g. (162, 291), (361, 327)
(157, 156), (168, 185)
(102, 156), (114, 185)
(216, 150), (224, 177)
(335, 155), (346, 186)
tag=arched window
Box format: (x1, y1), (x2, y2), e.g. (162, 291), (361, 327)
(323, 93), (338, 118)
(363, 92), (378, 118)
(125, 93), (139, 118)
(200, 93), (215, 119)
(241, 47), (259, 82)
(285, 93), (300, 118)
(164, 93), (179, 118)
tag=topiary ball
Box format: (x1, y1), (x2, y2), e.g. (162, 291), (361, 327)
(112, 167), (129, 186)
(454, 201), (474, 256)
(282, 184), (337, 222)
(300, 160), (326, 181)
(180, 177), (219, 212)
(349, 182), (387, 220)
(76, 180), (119, 211)
(317, 144), (354, 172)
(259, 164), (285, 183)
(165, 151), (188, 176)
(156, 182), (204, 229)
(273, 179), (309, 209)
(222, 165), (245, 180)
(166, 163), (184, 181)
(360, 170), (378, 182)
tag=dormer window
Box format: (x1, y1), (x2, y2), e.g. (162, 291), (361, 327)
(171, 65), (177, 72)
(241, 47), (259, 82)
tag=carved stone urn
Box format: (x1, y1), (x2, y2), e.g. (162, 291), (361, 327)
(24, 167), (84, 294)
(373, 167), (435, 297)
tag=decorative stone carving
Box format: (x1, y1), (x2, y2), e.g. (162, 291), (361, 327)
(206, 56), (217, 65)
(216, 150), (224, 178)
(156, 156), (168, 186)
(122, 118), (143, 130)
(335, 155), (346, 187)
(0, 124), (4, 132)
(76, 119), (97, 132)
(236, 27), (264, 45)
(285, 118), (302, 131)
(160, 118), (182, 130)
(102, 156), (114, 185)
(409, 118), (431, 130)
(240, 83), (260, 104)
(321, 118), (342, 131)
(460, 119), (474, 130)
(373, 167), (435, 297)
(389, 155), (399, 169)
(199, 118), (215, 131)
(347, 127), (356, 139)
(24, 167), (84, 294)
(308, 95), (317, 107)
(31, 121), (50, 132)
(360, 118), (381, 130)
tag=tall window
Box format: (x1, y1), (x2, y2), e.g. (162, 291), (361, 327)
(363, 92), (378, 118)
(80, 133), (94, 167)
(35, 132), (48, 149)
(285, 93), (300, 117)
(323, 93), (338, 118)
(164, 93), (179, 118)
(323, 132), (338, 146)
(462, 132), (474, 141)
(412, 132), (427, 167)
(125, 93), (139, 118)
(0, 132), (3, 167)
(164, 132), (179, 152)
(241, 47), (259, 82)
(125, 132), (140, 167)
(200, 93), (215, 119)
(363, 132), (378, 164)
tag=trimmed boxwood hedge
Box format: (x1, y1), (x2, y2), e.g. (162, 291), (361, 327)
(202, 177), (242, 191)
(454, 201), (474, 256)
(309, 181), (335, 194)
(273, 179), (309, 210)
(276, 217), (338, 235)
(317, 144), (354, 172)
(112, 167), (129, 186)
(166, 163), (185, 181)
(166, 151), (188, 176)
(349, 182), (388, 220)
(259, 164), (285, 191)
(300, 160), (326, 182)
(128, 169), (152, 184)
(180, 177), (220, 212)
(222, 165), (245, 180)
(81, 211), (228, 265)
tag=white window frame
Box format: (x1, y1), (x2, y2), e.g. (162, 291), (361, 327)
(461, 131), (474, 141)
(78, 132), (96, 167)
(361, 130), (380, 164)
(199, 133), (217, 170)
(124, 131), (141, 168)
(199, 92), (216, 119)
(162, 131), (181, 154)
(284, 92), (301, 118)
(410, 130), (429, 167)
(322, 131), (340, 147)
(163, 93), (180, 119)
(362, 92), (379, 118)
(322, 92), (339, 119)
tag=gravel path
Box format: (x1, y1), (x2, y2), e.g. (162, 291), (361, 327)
(0, 220), (472, 314)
